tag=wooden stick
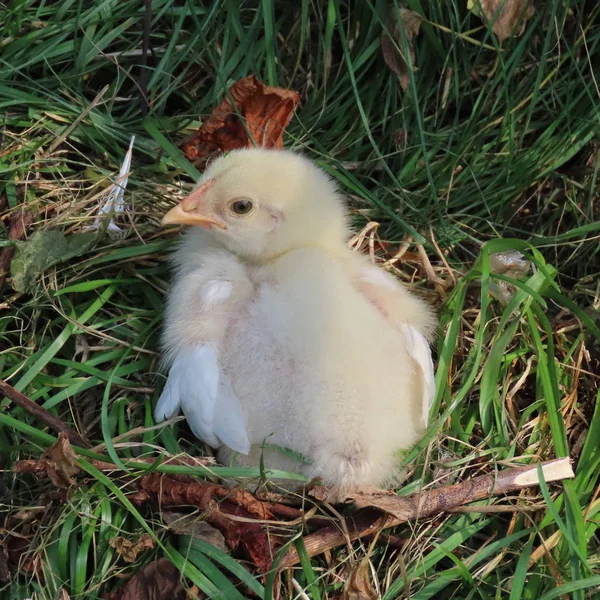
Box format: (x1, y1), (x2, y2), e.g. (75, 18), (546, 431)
(11, 447), (574, 573)
(280, 458), (574, 567)
(0, 379), (89, 448)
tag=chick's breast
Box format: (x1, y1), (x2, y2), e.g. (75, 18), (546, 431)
(220, 247), (423, 489)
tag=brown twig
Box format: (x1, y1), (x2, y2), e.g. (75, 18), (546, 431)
(280, 458), (574, 567)
(14, 455), (332, 531)
(12, 447), (574, 574)
(128, 472), (280, 572)
(0, 379), (89, 447)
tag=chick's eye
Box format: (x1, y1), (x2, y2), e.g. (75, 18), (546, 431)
(230, 199), (253, 215)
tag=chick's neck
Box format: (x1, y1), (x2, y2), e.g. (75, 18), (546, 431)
(242, 238), (350, 267)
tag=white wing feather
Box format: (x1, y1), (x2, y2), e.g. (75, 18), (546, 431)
(154, 371), (181, 421)
(213, 375), (251, 454)
(154, 345), (250, 454)
(155, 277), (251, 455)
(400, 323), (436, 427)
(177, 345), (221, 446)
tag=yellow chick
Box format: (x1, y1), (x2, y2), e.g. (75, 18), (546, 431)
(155, 148), (436, 495)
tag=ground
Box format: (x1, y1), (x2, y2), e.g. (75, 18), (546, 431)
(0, 1), (599, 599)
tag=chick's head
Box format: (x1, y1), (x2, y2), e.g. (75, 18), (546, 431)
(162, 148), (349, 261)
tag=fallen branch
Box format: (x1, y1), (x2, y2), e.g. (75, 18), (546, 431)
(280, 458), (574, 567)
(12, 443), (574, 575)
(0, 379), (89, 447)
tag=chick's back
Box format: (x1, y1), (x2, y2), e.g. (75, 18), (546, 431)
(220, 247), (424, 489)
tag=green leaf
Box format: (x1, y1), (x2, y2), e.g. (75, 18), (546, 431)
(11, 229), (97, 292)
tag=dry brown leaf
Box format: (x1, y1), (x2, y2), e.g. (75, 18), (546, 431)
(109, 533), (155, 563)
(228, 487), (275, 520)
(392, 129), (408, 147)
(5, 533), (43, 580)
(308, 484), (330, 502)
(130, 473), (278, 573)
(488, 250), (533, 304)
(40, 432), (80, 488)
(161, 512), (227, 552)
(0, 208), (34, 289)
(182, 75), (300, 168)
(0, 545), (10, 583)
(340, 560), (377, 600)
(471, 0), (535, 41)
(381, 8), (422, 91)
(109, 558), (187, 600)
(12, 507), (46, 523)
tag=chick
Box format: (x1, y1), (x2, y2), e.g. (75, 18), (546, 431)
(155, 148), (436, 495)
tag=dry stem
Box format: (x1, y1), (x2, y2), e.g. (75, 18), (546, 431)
(280, 458), (573, 567)
(0, 379), (89, 447)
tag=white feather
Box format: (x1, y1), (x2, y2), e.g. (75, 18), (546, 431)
(213, 376), (251, 454)
(92, 135), (135, 232)
(400, 323), (436, 427)
(177, 345), (220, 445)
(156, 345), (250, 454)
(154, 371), (181, 421)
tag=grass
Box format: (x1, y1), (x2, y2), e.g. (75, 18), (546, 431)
(0, 0), (599, 598)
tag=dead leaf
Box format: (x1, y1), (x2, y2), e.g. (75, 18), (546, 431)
(12, 507), (46, 523)
(308, 484), (331, 502)
(392, 129), (408, 147)
(40, 432), (80, 488)
(228, 487), (274, 520)
(340, 560), (377, 600)
(488, 250), (533, 304)
(0, 545), (10, 583)
(381, 8), (423, 90)
(225, 512), (274, 574)
(131, 474), (278, 573)
(469, 0), (535, 41)
(112, 558), (186, 600)
(10, 229), (97, 292)
(182, 75), (300, 168)
(109, 533), (155, 563)
(0, 208), (34, 289)
(161, 512), (227, 552)
(489, 250), (531, 277)
(5, 533), (43, 580)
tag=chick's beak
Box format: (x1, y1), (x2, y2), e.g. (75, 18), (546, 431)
(161, 180), (226, 229)
(161, 205), (225, 229)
